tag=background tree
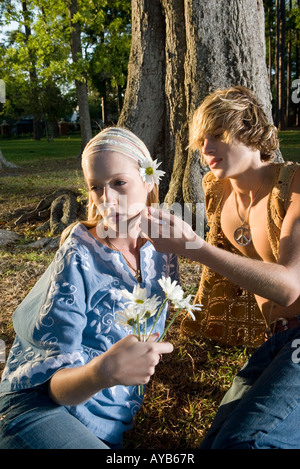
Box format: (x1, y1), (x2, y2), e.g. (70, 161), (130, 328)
(275, 0), (286, 130)
(0, 0), (131, 144)
(86, 0), (131, 125)
(0, 0), (71, 139)
(67, 0), (92, 148)
(265, 0), (300, 128)
(119, 0), (278, 209)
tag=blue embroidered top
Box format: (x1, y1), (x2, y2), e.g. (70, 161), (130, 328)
(0, 224), (179, 445)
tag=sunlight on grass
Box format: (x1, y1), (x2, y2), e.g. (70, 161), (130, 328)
(0, 136), (82, 163)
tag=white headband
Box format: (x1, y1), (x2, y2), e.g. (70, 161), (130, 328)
(82, 127), (165, 185)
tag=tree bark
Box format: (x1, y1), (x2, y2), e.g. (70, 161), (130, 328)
(21, 0), (42, 140)
(119, 0), (281, 208)
(286, 0), (292, 127)
(68, 0), (92, 150)
(161, 0), (189, 205)
(275, 0), (286, 130)
(267, 5), (273, 92)
(296, 0), (300, 126)
(118, 0), (167, 195)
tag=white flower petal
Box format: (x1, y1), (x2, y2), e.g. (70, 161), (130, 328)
(139, 157), (165, 185)
(158, 276), (184, 304)
(121, 284), (148, 305)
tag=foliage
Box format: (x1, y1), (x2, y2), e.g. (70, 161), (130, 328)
(0, 0), (131, 127)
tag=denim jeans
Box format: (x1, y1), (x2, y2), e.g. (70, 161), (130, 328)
(201, 325), (300, 449)
(0, 385), (110, 449)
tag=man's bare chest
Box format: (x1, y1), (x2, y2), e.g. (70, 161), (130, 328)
(220, 191), (276, 262)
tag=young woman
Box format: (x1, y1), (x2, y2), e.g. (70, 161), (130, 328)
(0, 127), (176, 449)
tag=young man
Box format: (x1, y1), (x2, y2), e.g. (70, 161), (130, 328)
(142, 86), (300, 448)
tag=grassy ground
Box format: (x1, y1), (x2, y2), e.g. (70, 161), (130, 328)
(0, 130), (299, 449)
(277, 130), (300, 161)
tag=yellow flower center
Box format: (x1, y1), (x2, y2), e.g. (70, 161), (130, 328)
(145, 167), (154, 176)
(127, 318), (136, 326)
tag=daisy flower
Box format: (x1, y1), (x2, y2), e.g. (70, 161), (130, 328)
(139, 157), (166, 185)
(115, 305), (143, 332)
(143, 295), (161, 318)
(175, 294), (202, 321)
(158, 276), (184, 305)
(121, 284), (148, 307)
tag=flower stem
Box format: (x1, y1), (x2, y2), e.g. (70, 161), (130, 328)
(132, 323), (138, 336)
(137, 313), (141, 341)
(146, 299), (168, 341)
(158, 308), (182, 342)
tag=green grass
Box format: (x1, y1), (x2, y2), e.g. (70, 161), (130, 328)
(0, 135), (82, 163)
(0, 130), (298, 164)
(0, 136), (85, 211)
(278, 130), (300, 162)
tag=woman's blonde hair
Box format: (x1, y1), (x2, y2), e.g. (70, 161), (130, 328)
(60, 127), (159, 245)
(189, 86), (279, 163)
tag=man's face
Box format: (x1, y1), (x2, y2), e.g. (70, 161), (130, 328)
(201, 131), (260, 179)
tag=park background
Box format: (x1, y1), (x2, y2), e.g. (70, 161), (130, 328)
(0, 0), (299, 449)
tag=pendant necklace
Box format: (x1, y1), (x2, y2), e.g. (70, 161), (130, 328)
(233, 165), (269, 247)
(105, 236), (142, 282)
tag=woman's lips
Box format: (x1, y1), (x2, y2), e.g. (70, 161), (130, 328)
(208, 158), (222, 169)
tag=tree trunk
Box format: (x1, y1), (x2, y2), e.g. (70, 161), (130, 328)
(21, 0), (42, 140)
(118, 0), (167, 197)
(101, 80), (108, 126)
(161, 0), (189, 205)
(68, 0), (92, 151)
(295, 0), (300, 127)
(276, 0), (286, 130)
(119, 0), (282, 209)
(286, 0), (292, 127)
(267, 5), (272, 92)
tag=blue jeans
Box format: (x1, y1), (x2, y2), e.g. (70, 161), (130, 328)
(201, 325), (300, 449)
(0, 385), (110, 449)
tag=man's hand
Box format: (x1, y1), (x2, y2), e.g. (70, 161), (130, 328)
(140, 207), (204, 255)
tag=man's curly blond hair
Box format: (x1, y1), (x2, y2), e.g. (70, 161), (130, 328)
(189, 86), (279, 163)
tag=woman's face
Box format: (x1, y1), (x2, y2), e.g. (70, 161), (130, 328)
(83, 150), (152, 232)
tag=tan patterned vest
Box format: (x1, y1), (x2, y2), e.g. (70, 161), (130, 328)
(181, 162), (300, 347)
